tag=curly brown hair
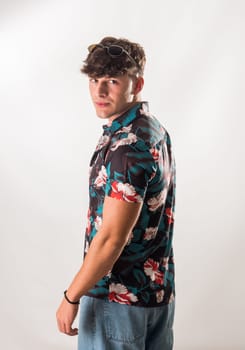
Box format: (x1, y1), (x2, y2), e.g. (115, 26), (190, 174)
(81, 36), (146, 77)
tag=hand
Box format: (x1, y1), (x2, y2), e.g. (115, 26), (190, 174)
(56, 298), (79, 336)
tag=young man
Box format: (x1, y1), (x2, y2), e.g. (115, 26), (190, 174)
(56, 36), (176, 350)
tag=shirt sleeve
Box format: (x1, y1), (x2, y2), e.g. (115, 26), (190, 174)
(104, 143), (156, 203)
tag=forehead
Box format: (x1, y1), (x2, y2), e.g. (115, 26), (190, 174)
(89, 74), (133, 82)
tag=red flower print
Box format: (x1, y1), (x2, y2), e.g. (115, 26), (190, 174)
(144, 259), (164, 285)
(109, 283), (138, 305)
(150, 147), (160, 161)
(165, 207), (174, 224)
(110, 181), (142, 203)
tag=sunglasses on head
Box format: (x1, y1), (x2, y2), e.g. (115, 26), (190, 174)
(88, 43), (139, 70)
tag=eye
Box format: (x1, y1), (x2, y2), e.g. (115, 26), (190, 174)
(108, 79), (118, 84)
(89, 78), (97, 83)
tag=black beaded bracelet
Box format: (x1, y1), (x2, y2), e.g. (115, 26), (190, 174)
(64, 290), (80, 305)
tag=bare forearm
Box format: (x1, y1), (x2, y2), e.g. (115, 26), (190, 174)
(65, 230), (126, 302)
(56, 198), (142, 336)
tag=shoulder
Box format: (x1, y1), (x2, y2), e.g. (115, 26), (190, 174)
(131, 103), (168, 148)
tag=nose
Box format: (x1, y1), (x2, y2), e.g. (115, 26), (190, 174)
(96, 81), (108, 97)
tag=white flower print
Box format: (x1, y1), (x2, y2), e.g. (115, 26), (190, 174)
(109, 283), (138, 304)
(139, 102), (153, 118)
(147, 189), (167, 211)
(156, 290), (164, 303)
(116, 124), (132, 134)
(126, 231), (134, 245)
(106, 270), (112, 278)
(117, 182), (135, 196)
(94, 216), (102, 231)
(111, 181), (142, 203)
(84, 240), (89, 254)
(143, 227), (158, 240)
(110, 283), (127, 294)
(94, 165), (107, 188)
(85, 209), (92, 235)
(162, 257), (169, 269)
(169, 293), (175, 303)
(96, 135), (110, 151)
(149, 171), (156, 181)
(144, 259), (164, 284)
(162, 142), (171, 187)
(110, 133), (137, 151)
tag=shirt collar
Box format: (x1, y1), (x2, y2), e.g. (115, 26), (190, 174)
(102, 102), (149, 134)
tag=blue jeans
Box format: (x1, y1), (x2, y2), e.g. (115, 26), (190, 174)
(77, 296), (175, 350)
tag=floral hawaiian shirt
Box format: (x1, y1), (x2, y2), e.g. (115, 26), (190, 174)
(84, 102), (176, 307)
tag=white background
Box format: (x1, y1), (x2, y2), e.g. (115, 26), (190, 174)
(0, 1), (244, 349)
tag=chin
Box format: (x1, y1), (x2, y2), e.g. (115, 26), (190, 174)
(97, 113), (110, 120)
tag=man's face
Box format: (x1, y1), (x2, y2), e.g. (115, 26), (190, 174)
(88, 74), (139, 122)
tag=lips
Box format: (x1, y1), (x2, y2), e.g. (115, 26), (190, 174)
(96, 102), (110, 107)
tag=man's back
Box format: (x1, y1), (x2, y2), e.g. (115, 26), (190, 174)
(85, 101), (176, 307)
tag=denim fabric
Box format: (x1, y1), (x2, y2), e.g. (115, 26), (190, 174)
(78, 296), (175, 350)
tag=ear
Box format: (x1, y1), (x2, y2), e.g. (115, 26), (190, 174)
(133, 76), (144, 95)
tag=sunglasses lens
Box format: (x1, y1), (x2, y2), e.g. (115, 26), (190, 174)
(108, 46), (123, 56)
